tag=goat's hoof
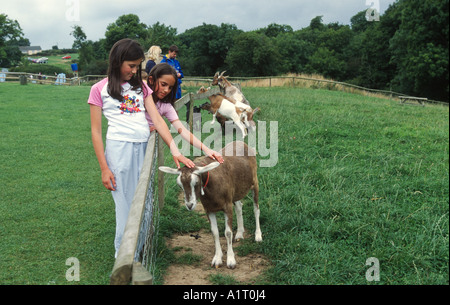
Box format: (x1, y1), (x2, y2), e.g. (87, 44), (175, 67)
(227, 258), (236, 269)
(255, 232), (263, 242)
(211, 257), (223, 269)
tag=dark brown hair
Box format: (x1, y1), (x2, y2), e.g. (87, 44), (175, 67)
(107, 39), (146, 101)
(168, 45), (179, 53)
(147, 63), (178, 106)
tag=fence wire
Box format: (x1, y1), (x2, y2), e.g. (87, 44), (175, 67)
(133, 136), (160, 282)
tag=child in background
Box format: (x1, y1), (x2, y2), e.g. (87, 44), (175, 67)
(146, 63), (224, 163)
(88, 39), (194, 256)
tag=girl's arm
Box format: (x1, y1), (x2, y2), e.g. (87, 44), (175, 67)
(90, 105), (116, 191)
(171, 120), (224, 164)
(145, 95), (195, 169)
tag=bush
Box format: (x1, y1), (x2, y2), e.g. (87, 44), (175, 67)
(10, 64), (66, 76)
(81, 59), (108, 76)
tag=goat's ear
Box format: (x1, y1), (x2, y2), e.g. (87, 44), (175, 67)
(194, 161), (221, 175)
(159, 166), (180, 175)
(253, 107), (261, 115)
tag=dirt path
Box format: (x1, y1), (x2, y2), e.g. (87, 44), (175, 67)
(163, 200), (270, 285)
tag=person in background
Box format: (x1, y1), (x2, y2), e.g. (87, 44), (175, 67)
(161, 45), (189, 120)
(144, 45), (162, 75)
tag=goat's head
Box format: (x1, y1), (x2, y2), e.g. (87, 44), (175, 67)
(197, 86), (210, 94)
(240, 107), (260, 132)
(159, 162), (221, 211)
(199, 102), (211, 111)
(211, 71), (228, 87)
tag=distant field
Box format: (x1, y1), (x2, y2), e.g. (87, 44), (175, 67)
(26, 53), (79, 74)
(47, 53), (79, 73)
(0, 82), (448, 285)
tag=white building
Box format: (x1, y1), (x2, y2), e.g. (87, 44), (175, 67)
(19, 46), (43, 55)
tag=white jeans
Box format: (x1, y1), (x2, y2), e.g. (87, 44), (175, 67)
(105, 140), (148, 255)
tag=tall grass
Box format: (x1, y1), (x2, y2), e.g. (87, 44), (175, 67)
(0, 83), (448, 285)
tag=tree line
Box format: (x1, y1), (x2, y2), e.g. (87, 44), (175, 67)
(1, 0), (448, 101)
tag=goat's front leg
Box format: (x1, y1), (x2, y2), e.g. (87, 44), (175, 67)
(233, 119), (247, 139)
(224, 211), (236, 269)
(208, 213), (223, 268)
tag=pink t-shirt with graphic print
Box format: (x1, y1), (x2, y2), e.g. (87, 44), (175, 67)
(88, 78), (153, 143)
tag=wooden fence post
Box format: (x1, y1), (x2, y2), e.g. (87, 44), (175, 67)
(189, 93), (194, 133)
(158, 135), (165, 210)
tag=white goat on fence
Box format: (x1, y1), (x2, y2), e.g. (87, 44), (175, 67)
(198, 87), (258, 139)
(159, 141), (262, 269)
(212, 71), (251, 106)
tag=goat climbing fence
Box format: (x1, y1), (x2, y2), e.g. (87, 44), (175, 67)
(109, 87), (222, 285)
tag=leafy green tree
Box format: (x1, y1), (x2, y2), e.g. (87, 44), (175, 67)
(71, 25), (87, 50)
(274, 31), (314, 74)
(0, 14), (27, 67)
(257, 23), (293, 37)
(104, 14), (148, 51)
(306, 47), (346, 79)
(390, 0), (449, 100)
(226, 31), (281, 76)
(71, 25), (107, 75)
(178, 23), (242, 76)
(144, 22), (178, 52)
(310, 16), (325, 31)
(346, 5), (399, 89)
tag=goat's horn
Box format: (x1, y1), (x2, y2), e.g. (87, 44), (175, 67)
(253, 107), (261, 115)
(220, 71), (227, 77)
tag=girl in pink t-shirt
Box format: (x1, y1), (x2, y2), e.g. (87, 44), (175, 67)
(88, 39), (194, 256)
(146, 63), (224, 162)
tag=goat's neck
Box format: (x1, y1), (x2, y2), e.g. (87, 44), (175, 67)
(220, 78), (232, 88)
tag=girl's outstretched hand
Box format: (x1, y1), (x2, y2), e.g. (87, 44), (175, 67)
(206, 150), (224, 164)
(173, 154), (195, 169)
(202, 147), (224, 164)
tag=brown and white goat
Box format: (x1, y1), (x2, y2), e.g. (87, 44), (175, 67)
(212, 71), (251, 106)
(207, 93), (258, 139)
(159, 141), (262, 269)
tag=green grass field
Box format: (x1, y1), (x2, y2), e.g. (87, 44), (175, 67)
(46, 54), (79, 72)
(0, 82), (448, 285)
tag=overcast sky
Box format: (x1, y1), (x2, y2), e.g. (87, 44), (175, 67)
(2, 0), (396, 50)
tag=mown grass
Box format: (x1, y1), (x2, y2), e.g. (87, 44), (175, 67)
(161, 86), (449, 285)
(246, 87), (449, 285)
(0, 83), (114, 284)
(0, 82), (448, 285)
